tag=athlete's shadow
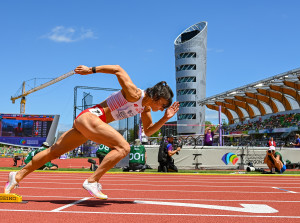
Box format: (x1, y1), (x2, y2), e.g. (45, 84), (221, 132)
(78, 200), (135, 207)
(25, 199), (135, 207)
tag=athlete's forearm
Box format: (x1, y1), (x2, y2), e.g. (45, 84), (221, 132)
(92, 65), (122, 75)
(75, 65), (119, 75)
(144, 116), (169, 137)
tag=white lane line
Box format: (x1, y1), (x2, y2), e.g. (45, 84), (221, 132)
(17, 186), (292, 193)
(1, 176), (300, 184)
(0, 174), (295, 180)
(1, 209), (300, 218)
(272, 187), (297, 193)
(3, 180), (300, 188)
(20, 195), (300, 203)
(51, 197), (90, 212)
(2, 174), (300, 182)
(1, 172), (300, 179)
(2, 178), (300, 184)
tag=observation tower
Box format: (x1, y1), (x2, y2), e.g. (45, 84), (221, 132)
(174, 21), (208, 135)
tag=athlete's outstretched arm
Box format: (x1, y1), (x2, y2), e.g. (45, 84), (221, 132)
(141, 101), (180, 136)
(75, 65), (139, 101)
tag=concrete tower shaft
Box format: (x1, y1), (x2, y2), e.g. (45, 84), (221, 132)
(174, 22), (207, 135)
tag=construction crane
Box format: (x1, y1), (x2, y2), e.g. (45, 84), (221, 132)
(11, 70), (76, 114)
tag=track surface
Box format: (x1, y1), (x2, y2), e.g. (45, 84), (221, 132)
(1, 171), (300, 223)
(0, 157), (93, 169)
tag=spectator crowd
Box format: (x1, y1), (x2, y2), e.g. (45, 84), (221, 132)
(225, 113), (300, 133)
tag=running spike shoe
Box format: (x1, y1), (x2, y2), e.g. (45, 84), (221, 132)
(82, 179), (108, 200)
(4, 171), (19, 194)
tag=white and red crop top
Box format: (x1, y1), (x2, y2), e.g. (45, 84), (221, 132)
(106, 89), (145, 121)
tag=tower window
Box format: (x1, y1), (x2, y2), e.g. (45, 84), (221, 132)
(176, 52), (196, 59)
(178, 114), (196, 120)
(177, 89), (196, 95)
(180, 101), (196, 107)
(176, 64), (196, 71)
(177, 76), (196, 83)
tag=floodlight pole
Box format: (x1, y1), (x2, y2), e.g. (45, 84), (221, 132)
(73, 86), (119, 121)
(219, 105), (223, 146)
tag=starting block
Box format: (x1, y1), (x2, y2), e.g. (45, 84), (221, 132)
(0, 193), (22, 203)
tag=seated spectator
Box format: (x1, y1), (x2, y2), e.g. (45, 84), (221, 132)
(263, 146), (286, 174)
(24, 142), (58, 170)
(123, 139), (147, 172)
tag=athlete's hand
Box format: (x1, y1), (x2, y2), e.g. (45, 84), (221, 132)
(164, 101), (180, 120)
(75, 65), (92, 75)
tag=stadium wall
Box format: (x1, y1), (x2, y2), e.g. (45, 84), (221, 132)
(117, 146), (300, 170)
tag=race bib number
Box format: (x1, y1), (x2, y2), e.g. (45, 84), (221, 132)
(130, 152), (145, 162)
(89, 107), (103, 117)
(99, 144), (110, 152)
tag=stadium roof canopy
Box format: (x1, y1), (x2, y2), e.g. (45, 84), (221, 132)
(198, 67), (300, 124)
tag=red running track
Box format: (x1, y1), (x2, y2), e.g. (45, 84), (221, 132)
(1, 171), (300, 223)
(0, 157), (96, 169)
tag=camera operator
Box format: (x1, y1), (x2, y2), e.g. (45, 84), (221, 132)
(263, 146), (286, 174)
(292, 134), (300, 148)
(164, 134), (181, 172)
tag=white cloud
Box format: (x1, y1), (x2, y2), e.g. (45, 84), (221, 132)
(42, 26), (96, 43)
(146, 49), (154, 53)
(215, 49), (224, 53)
(207, 48), (224, 53)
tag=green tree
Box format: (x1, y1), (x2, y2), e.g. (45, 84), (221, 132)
(222, 119), (228, 126)
(205, 121), (212, 128)
(151, 129), (161, 137)
(205, 121), (219, 131)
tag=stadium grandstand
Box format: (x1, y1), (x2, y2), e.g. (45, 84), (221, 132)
(198, 67), (300, 147)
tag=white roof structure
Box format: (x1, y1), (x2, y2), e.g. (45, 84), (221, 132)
(197, 67), (300, 124)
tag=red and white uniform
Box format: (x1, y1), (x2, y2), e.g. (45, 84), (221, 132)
(106, 90), (145, 121)
(268, 140), (276, 147)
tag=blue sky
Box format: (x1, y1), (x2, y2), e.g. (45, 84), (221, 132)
(1, 0), (299, 131)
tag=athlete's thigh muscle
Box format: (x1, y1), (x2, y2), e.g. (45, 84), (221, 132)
(50, 127), (88, 155)
(74, 112), (128, 148)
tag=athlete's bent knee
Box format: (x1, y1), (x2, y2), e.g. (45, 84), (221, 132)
(116, 143), (130, 158)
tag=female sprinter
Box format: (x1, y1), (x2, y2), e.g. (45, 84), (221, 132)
(4, 65), (179, 199)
